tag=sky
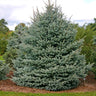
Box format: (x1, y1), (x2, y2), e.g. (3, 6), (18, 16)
(0, 0), (96, 30)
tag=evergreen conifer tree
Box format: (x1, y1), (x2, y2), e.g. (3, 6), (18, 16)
(0, 60), (9, 80)
(92, 37), (96, 78)
(4, 24), (28, 67)
(12, 1), (91, 91)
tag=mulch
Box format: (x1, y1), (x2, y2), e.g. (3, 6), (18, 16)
(0, 71), (96, 93)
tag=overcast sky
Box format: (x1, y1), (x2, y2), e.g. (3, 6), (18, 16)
(0, 0), (96, 30)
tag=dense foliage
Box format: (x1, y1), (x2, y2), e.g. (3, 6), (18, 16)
(0, 19), (10, 55)
(0, 60), (9, 80)
(11, 2), (90, 91)
(92, 36), (96, 78)
(75, 19), (96, 78)
(3, 24), (28, 67)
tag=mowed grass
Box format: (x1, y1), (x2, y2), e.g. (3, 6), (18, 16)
(0, 91), (96, 96)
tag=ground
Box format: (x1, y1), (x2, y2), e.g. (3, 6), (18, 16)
(0, 71), (96, 93)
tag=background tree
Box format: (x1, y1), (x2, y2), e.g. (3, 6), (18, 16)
(87, 18), (96, 31)
(11, 1), (91, 91)
(0, 19), (9, 33)
(3, 24), (28, 67)
(75, 20), (96, 64)
(15, 23), (27, 30)
(91, 36), (96, 78)
(0, 19), (9, 55)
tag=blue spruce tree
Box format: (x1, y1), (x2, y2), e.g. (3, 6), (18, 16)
(0, 60), (9, 80)
(12, 1), (91, 91)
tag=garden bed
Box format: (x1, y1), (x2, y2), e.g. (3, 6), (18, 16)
(0, 72), (96, 93)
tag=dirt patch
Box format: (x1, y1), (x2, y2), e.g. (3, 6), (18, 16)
(0, 72), (96, 93)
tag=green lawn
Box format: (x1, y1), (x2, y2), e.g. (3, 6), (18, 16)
(0, 91), (96, 96)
